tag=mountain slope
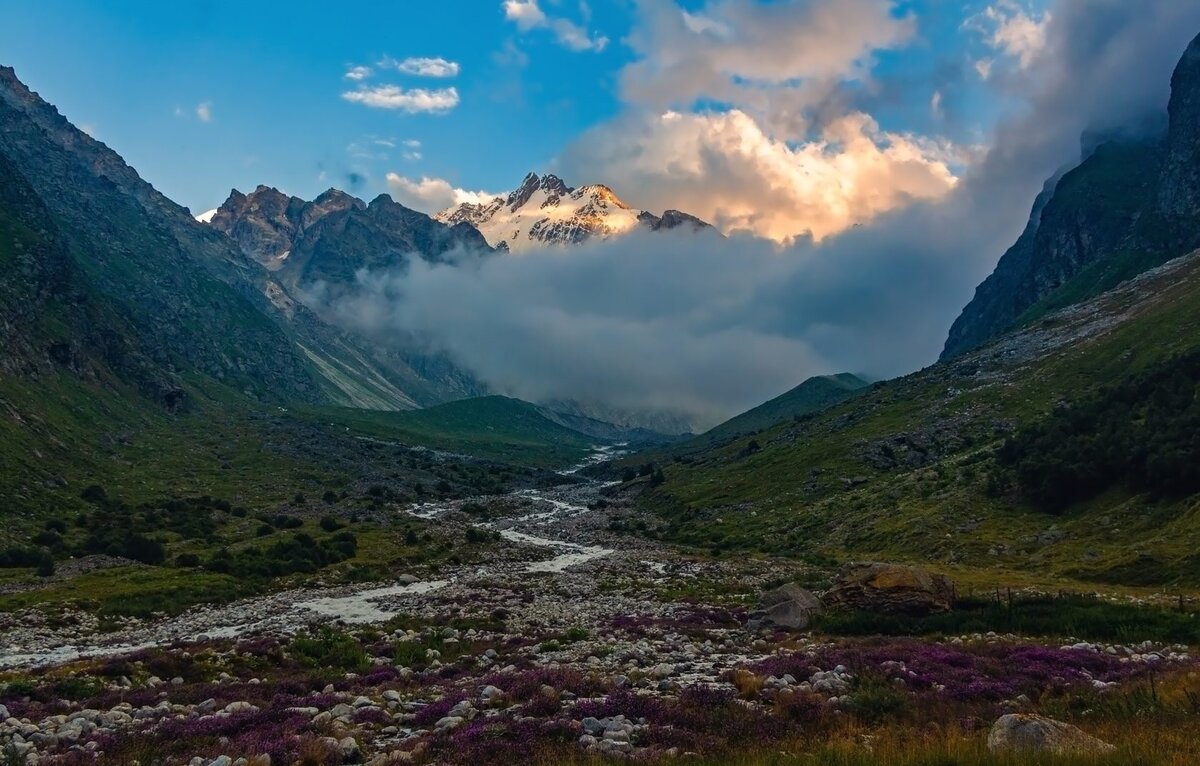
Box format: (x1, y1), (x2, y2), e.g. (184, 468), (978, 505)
(0, 66), (322, 403)
(435, 172), (710, 252)
(697, 373), (871, 444)
(619, 249), (1200, 587)
(309, 396), (598, 468)
(0, 66), (497, 412)
(941, 31), (1200, 360)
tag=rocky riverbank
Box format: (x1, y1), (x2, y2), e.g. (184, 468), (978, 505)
(2, 457), (1198, 765)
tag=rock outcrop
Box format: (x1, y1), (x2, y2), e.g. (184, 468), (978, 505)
(1161, 32), (1200, 218)
(824, 563), (954, 615)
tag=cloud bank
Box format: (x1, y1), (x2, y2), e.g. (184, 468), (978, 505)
(348, 0), (1200, 429)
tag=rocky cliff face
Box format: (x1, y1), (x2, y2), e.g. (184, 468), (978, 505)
(435, 172), (711, 252)
(1161, 33), (1200, 219)
(942, 31), (1200, 360)
(209, 185), (491, 289)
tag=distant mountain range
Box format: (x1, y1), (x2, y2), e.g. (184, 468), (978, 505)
(435, 172), (710, 252)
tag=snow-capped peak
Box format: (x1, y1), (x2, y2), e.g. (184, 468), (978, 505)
(195, 208), (218, 223)
(434, 172), (708, 252)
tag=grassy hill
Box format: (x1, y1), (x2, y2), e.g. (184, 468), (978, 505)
(698, 373), (870, 444)
(615, 250), (1200, 590)
(301, 395), (597, 468)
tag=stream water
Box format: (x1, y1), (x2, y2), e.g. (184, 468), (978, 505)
(0, 445), (631, 669)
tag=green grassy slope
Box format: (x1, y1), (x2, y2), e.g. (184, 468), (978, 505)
(617, 251), (1200, 589)
(0, 376), (594, 616)
(300, 395), (596, 468)
(698, 373), (870, 444)
(1, 380), (594, 535)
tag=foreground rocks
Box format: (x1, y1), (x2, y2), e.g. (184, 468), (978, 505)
(987, 713), (1116, 754)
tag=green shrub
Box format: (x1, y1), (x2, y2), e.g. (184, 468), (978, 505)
(392, 641), (426, 667)
(841, 677), (907, 723)
(80, 484), (108, 504)
(290, 628), (368, 670)
(813, 595), (1200, 644)
(0, 546), (43, 568)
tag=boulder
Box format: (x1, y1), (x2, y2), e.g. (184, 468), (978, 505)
(745, 583), (824, 631)
(824, 562), (954, 614)
(987, 714), (1115, 754)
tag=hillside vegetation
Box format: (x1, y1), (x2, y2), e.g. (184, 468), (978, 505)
(617, 251), (1200, 589)
(697, 373), (869, 444)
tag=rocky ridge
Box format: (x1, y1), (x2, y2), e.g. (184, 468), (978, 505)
(435, 172), (710, 252)
(208, 186), (491, 290)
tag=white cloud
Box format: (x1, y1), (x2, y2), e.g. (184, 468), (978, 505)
(967, 1), (1051, 69)
(502, 0), (609, 52)
(620, 0), (914, 132)
(386, 173), (498, 213)
(195, 101), (213, 122)
(383, 56), (461, 78)
(345, 65), (373, 81)
(563, 109), (959, 243)
(554, 0), (957, 242)
(341, 85), (460, 113)
(503, 0), (548, 29)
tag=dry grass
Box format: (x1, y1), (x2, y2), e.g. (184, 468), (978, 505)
(731, 668), (766, 699)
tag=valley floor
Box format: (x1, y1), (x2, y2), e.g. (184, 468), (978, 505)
(2, 451), (1199, 765)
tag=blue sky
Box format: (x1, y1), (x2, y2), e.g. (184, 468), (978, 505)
(1, 1), (633, 211)
(0, 0), (1039, 218)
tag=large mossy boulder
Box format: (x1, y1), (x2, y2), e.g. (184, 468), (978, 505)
(824, 562), (954, 615)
